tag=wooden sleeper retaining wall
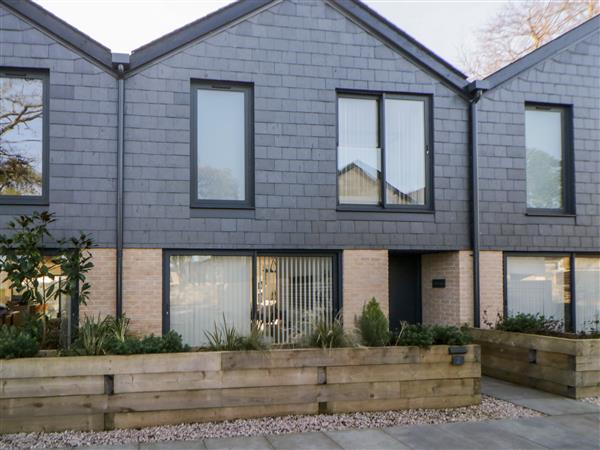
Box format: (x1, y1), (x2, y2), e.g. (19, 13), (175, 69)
(470, 328), (600, 399)
(0, 345), (480, 433)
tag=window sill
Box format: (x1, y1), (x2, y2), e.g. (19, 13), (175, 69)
(526, 210), (576, 218)
(190, 207), (255, 219)
(0, 198), (49, 206)
(336, 206), (434, 214)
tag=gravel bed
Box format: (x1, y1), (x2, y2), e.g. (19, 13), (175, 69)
(581, 396), (600, 406)
(0, 395), (542, 450)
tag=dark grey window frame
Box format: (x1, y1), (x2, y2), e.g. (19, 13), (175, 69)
(190, 80), (254, 209)
(336, 89), (434, 213)
(524, 102), (575, 216)
(162, 249), (341, 335)
(0, 68), (50, 206)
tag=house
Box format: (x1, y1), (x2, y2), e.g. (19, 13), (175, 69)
(0, 0), (598, 346)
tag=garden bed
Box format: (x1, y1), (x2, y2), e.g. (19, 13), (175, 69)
(470, 328), (600, 399)
(0, 345), (480, 434)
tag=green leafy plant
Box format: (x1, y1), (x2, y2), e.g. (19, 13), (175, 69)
(394, 322), (434, 347)
(0, 325), (39, 359)
(306, 315), (350, 349)
(357, 297), (390, 346)
(430, 325), (473, 346)
(0, 211), (94, 348)
(494, 312), (563, 334)
(71, 315), (112, 355)
(204, 316), (268, 351)
(107, 331), (190, 355)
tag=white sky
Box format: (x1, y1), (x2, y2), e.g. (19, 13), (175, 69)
(33, 0), (508, 70)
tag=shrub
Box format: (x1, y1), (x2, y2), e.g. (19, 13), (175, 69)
(494, 312), (562, 334)
(394, 322), (434, 347)
(107, 331), (190, 355)
(204, 318), (268, 351)
(306, 316), (350, 349)
(430, 325), (473, 346)
(357, 298), (390, 347)
(71, 315), (112, 355)
(0, 325), (39, 359)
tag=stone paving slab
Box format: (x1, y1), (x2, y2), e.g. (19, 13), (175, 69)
(204, 436), (273, 450)
(140, 441), (206, 450)
(266, 431), (341, 449)
(482, 376), (600, 415)
(325, 429), (409, 450)
(384, 423), (486, 450)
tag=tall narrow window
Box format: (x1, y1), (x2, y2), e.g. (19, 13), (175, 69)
(575, 256), (600, 333)
(506, 255), (571, 329)
(337, 93), (431, 209)
(385, 97), (427, 205)
(337, 96), (381, 205)
(0, 70), (48, 204)
(525, 104), (572, 212)
(191, 82), (252, 208)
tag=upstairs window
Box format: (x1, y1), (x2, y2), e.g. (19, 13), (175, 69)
(337, 93), (431, 210)
(525, 103), (573, 213)
(191, 81), (253, 208)
(0, 70), (48, 204)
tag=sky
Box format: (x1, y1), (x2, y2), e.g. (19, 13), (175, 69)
(33, 0), (508, 71)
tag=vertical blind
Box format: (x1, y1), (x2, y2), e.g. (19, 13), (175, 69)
(384, 98), (426, 205)
(337, 97), (381, 205)
(256, 256), (334, 344)
(575, 256), (600, 332)
(170, 255), (252, 347)
(506, 256), (571, 326)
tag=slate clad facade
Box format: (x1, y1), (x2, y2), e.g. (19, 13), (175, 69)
(0, 0), (598, 340)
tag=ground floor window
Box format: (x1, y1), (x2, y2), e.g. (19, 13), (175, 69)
(0, 255), (73, 347)
(166, 252), (338, 346)
(505, 254), (600, 332)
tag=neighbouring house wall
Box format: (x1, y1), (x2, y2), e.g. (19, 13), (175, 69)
(123, 0), (470, 251)
(421, 251), (473, 326)
(122, 249), (162, 336)
(478, 30), (600, 252)
(79, 248), (117, 320)
(0, 4), (117, 247)
(479, 251), (504, 327)
(342, 250), (388, 329)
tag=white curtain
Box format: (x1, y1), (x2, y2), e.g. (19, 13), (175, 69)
(337, 97), (381, 205)
(575, 256), (600, 332)
(506, 256), (570, 323)
(384, 98), (426, 205)
(170, 255), (252, 347)
(256, 256), (333, 344)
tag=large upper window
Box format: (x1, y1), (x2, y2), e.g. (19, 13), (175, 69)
(0, 70), (48, 204)
(525, 104), (572, 213)
(191, 81), (253, 208)
(167, 252), (337, 346)
(337, 93), (431, 210)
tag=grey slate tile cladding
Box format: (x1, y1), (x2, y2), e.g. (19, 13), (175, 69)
(0, 4), (118, 247)
(478, 30), (600, 252)
(1, 0), (598, 253)
(123, 0), (470, 250)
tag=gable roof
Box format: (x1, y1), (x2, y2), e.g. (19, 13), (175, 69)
(481, 14), (600, 91)
(0, 0), (114, 73)
(128, 0), (469, 92)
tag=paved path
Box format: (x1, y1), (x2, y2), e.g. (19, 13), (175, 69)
(68, 378), (600, 450)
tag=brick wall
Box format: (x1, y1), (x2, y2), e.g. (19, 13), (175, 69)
(342, 250), (388, 330)
(79, 248), (116, 320)
(122, 249), (162, 336)
(421, 251), (473, 326)
(479, 251), (504, 328)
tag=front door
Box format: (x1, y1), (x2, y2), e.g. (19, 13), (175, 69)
(388, 254), (421, 330)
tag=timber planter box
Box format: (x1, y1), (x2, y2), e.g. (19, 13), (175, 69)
(470, 328), (600, 399)
(0, 345), (480, 434)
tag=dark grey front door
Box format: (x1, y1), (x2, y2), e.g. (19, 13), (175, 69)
(388, 254), (421, 330)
